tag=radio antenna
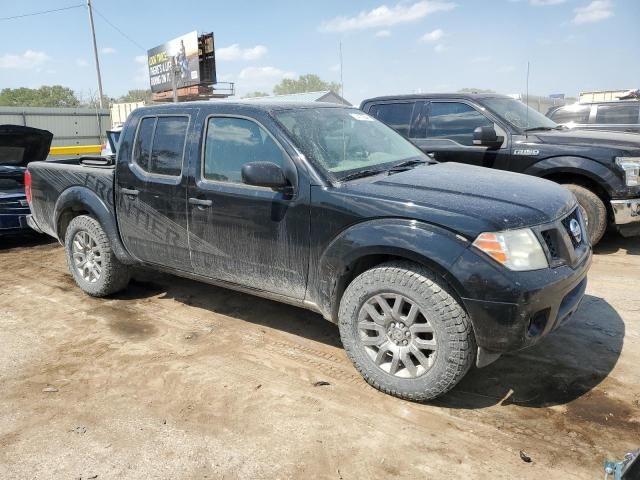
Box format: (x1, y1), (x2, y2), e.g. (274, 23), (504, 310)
(525, 60), (530, 134)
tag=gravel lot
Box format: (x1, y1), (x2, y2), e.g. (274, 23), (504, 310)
(0, 233), (638, 479)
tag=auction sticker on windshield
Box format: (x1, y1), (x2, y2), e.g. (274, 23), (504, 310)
(350, 113), (374, 121)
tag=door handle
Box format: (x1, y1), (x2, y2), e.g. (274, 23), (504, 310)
(188, 197), (213, 208)
(121, 187), (139, 196)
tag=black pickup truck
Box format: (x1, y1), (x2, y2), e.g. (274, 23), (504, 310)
(26, 102), (591, 400)
(360, 93), (640, 245)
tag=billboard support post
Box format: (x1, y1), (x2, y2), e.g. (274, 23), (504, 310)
(171, 57), (178, 103)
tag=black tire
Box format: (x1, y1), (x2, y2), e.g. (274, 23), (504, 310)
(338, 261), (476, 401)
(563, 184), (607, 246)
(64, 215), (130, 297)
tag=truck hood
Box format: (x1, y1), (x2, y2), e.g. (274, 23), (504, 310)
(345, 162), (576, 237)
(0, 125), (53, 167)
(533, 128), (640, 152)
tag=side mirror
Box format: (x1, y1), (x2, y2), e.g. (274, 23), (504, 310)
(241, 161), (289, 190)
(473, 126), (504, 148)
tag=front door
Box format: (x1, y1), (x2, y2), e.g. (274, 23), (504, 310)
(411, 101), (509, 169)
(187, 114), (309, 299)
(116, 112), (194, 271)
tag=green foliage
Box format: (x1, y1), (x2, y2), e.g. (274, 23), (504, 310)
(0, 85), (80, 107)
(242, 91), (270, 98)
(273, 74), (341, 96)
(117, 89), (153, 103)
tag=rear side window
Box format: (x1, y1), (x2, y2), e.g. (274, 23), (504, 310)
(133, 117), (154, 171)
(595, 104), (640, 124)
(427, 102), (492, 146)
(368, 102), (414, 137)
(133, 115), (189, 176)
(549, 105), (590, 124)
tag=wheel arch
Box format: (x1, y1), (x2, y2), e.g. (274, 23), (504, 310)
(54, 186), (135, 264)
(312, 219), (470, 323)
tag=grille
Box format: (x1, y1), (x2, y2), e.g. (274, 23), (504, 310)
(0, 197), (30, 214)
(561, 209), (583, 248)
(541, 230), (559, 259)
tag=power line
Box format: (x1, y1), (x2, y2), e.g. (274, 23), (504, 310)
(91, 5), (146, 52)
(0, 4), (84, 21)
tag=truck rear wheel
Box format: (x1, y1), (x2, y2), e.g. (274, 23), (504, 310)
(64, 215), (130, 297)
(564, 184), (607, 246)
(338, 261), (475, 401)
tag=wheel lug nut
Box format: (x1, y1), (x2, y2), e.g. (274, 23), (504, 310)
(405, 331), (410, 337)
(403, 340), (408, 346)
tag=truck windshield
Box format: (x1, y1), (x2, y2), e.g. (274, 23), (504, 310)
(482, 97), (559, 131)
(273, 107), (426, 180)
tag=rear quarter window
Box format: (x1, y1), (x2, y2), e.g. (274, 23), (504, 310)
(595, 104), (640, 124)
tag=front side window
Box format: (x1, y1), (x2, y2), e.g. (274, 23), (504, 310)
(203, 117), (286, 184)
(482, 97), (558, 131)
(595, 104), (640, 124)
(274, 107), (425, 179)
(549, 105), (590, 124)
(133, 116), (188, 176)
(427, 102), (492, 146)
(369, 102), (414, 137)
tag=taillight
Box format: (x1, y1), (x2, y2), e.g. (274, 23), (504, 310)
(24, 170), (32, 203)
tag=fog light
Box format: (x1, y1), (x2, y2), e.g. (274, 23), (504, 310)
(527, 309), (550, 337)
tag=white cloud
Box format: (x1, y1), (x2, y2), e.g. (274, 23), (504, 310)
(217, 44), (268, 61)
(472, 55), (492, 63)
(134, 55), (147, 64)
(530, 0), (565, 6)
(375, 29), (391, 37)
(0, 50), (49, 69)
(329, 63), (340, 72)
(236, 66), (297, 93)
(101, 47), (116, 54)
(572, 0), (613, 24)
(75, 58), (89, 67)
(499, 65), (516, 73)
(319, 1), (456, 32)
(419, 28), (445, 43)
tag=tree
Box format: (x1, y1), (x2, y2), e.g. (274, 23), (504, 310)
(117, 89), (153, 103)
(242, 91), (270, 98)
(457, 88), (496, 94)
(273, 74), (341, 95)
(0, 85), (80, 107)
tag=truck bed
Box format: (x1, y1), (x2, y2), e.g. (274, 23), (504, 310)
(28, 157), (115, 240)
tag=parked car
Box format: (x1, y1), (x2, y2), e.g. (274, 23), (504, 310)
(360, 93), (640, 245)
(547, 99), (640, 134)
(26, 102), (591, 400)
(0, 125), (52, 235)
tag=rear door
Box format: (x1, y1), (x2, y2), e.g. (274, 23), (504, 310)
(412, 100), (509, 168)
(186, 112), (310, 299)
(593, 103), (640, 133)
(116, 110), (195, 271)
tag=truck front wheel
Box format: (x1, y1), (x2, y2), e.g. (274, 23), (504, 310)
(338, 261), (475, 401)
(564, 184), (607, 246)
(64, 215), (130, 297)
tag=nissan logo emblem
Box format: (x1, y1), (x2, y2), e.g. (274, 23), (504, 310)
(569, 218), (582, 244)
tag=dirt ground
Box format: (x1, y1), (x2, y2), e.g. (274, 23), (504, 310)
(0, 233), (638, 479)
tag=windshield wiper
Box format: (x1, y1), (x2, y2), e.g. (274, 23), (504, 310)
(523, 126), (557, 132)
(339, 169), (386, 182)
(386, 158), (433, 174)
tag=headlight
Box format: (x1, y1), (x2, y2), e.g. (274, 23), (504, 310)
(472, 228), (548, 271)
(616, 157), (640, 187)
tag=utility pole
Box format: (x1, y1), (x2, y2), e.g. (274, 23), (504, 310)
(171, 57), (178, 102)
(86, 0), (104, 109)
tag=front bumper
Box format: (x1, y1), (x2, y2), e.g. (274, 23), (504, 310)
(450, 246), (592, 354)
(611, 198), (640, 236)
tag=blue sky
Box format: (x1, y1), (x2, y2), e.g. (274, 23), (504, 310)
(0, 0), (638, 104)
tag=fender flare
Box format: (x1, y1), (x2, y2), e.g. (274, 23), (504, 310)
(523, 156), (618, 194)
(53, 185), (135, 265)
(312, 218), (470, 321)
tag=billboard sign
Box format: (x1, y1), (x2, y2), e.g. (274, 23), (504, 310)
(147, 31), (200, 93)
